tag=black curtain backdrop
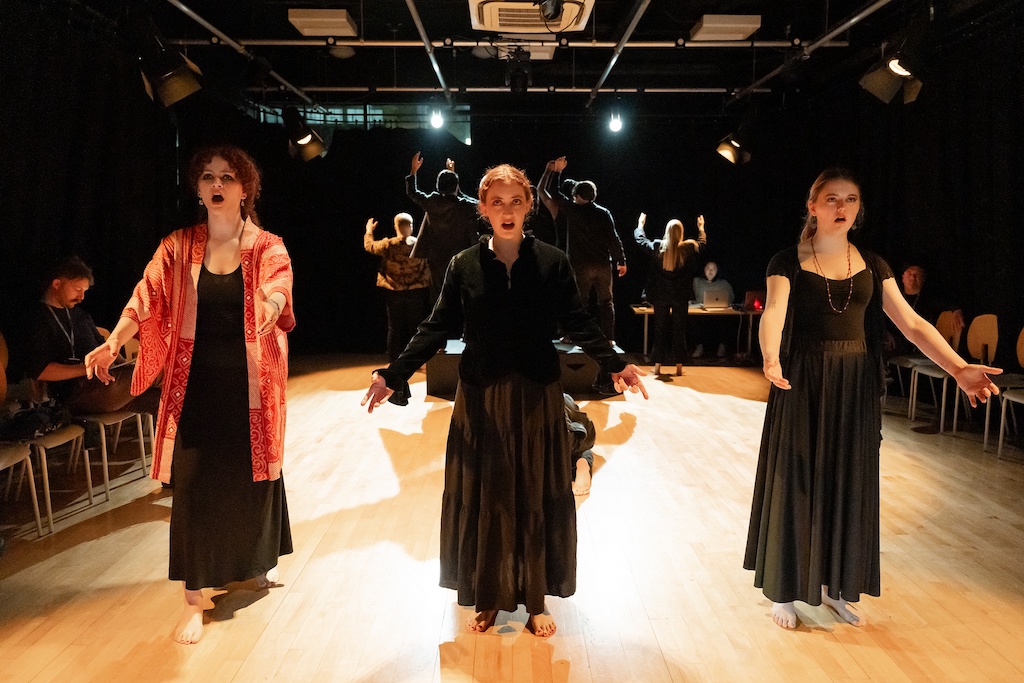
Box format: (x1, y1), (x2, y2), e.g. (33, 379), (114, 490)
(2, 3), (1022, 371)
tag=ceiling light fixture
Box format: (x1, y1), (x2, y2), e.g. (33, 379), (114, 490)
(430, 108), (445, 129)
(715, 134), (750, 164)
(505, 47), (532, 96)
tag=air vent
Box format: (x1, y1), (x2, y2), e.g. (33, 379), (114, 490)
(689, 15), (762, 41)
(288, 9), (357, 37)
(470, 1), (594, 34)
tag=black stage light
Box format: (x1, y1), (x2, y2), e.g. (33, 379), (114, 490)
(282, 107), (326, 161)
(539, 0), (564, 21)
(716, 134), (750, 164)
(128, 11), (202, 107)
(505, 47), (532, 95)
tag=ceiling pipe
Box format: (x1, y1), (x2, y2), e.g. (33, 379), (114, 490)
(163, 0), (325, 111)
(403, 0), (455, 108)
(249, 86), (771, 95)
(727, 0), (895, 105)
(586, 0), (652, 108)
(171, 38), (846, 50)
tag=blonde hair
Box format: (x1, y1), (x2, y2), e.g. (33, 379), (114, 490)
(799, 167), (864, 241)
(659, 219), (685, 270)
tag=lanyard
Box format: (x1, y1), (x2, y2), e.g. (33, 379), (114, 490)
(47, 305), (77, 360)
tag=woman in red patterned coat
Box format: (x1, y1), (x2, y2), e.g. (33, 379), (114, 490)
(86, 145), (294, 644)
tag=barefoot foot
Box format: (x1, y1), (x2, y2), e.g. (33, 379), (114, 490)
(526, 611), (557, 637)
(675, 364), (683, 376)
(572, 458), (592, 496)
(771, 602), (798, 629)
(653, 363), (662, 375)
(175, 588), (205, 644)
(467, 609), (498, 632)
(255, 566), (280, 589)
(822, 587), (863, 626)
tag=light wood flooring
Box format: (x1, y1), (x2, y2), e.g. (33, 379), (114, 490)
(1, 355), (1024, 683)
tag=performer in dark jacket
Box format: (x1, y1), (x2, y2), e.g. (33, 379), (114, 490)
(363, 163), (648, 638)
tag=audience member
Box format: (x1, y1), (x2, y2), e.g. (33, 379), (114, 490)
(405, 152), (485, 305)
(886, 264), (965, 357)
(21, 256), (159, 415)
(538, 156), (626, 344)
(691, 260), (735, 358)
(633, 212), (706, 375)
(85, 145), (295, 645)
(362, 163), (648, 638)
(364, 214), (432, 361)
(744, 167), (1000, 631)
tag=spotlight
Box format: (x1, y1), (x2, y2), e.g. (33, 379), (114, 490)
(505, 47), (532, 96)
(715, 134), (750, 164)
(127, 10), (202, 107)
(539, 0), (564, 21)
(887, 57), (912, 77)
(282, 106), (326, 161)
(609, 112), (622, 133)
(430, 108), (444, 129)
(858, 62), (903, 103)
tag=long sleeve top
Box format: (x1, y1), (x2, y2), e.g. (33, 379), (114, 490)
(377, 235), (627, 405)
(123, 219), (294, 483)
(405, 174), (485, 267)
(633, 226), (706, 304)
(363, 232), (431, 291)
(692, 276), (735, 306)
(553, 194), (625, 268)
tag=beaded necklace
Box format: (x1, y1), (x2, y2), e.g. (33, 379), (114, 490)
(810, 238), (853, 314)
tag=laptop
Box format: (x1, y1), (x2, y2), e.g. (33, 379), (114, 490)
(701, 289), (731, 309)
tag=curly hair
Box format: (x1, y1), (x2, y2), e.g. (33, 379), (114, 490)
(185, 145), (263, 225)
(476, 164), (534, 207)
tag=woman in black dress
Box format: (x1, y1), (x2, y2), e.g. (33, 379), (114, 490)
(744, 168), (1000, 629)
(633, 212), (706, 375)
(363, 164), (648, 637)
(87, 146), (294, 644)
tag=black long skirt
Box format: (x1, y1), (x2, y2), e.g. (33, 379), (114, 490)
(744, 339), (882, 605)
(440, 374), (577, 615)
(168, 266), (292, 590)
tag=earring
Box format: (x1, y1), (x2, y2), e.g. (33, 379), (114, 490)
(241, 198), (245, 208)
(198, 197), (204, 206)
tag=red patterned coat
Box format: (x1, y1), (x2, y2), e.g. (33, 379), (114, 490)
(124, 220), (294, 483)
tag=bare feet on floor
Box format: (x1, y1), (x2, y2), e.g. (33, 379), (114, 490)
(771, 601), (798, 629)
(821, 586), (863, 626)
(675, 363), (683, 376)
(572, 458), (592, 496)
(653, 363), (662, 375)
(467, 609), (498, 632)
(255, 566), (280, 589)
(175, 587), (205, 644)
(526, 611), (557, 637)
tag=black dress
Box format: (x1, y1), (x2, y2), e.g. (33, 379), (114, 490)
(169, 265), (293, 590)
(744, 262), (888, 606)
(378, 236), (626, 615)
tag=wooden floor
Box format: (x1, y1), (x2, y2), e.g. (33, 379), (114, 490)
(2, 355), (1024, 683)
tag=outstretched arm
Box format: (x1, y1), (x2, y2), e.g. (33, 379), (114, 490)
(538, 158), (561, 218)
(85, 316), (140, 384)
(882, 278), (1000, 406)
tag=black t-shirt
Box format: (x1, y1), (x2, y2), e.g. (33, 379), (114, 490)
(21, 302), (105, 398)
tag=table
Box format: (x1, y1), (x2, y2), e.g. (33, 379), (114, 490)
(630, 304), (763, 357)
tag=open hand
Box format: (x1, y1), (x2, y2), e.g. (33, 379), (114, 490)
(85, 338), (120, 384)
(361, 372), (395, 413)
(763, 358), (790, 390)
(611, 364), (649, 399)
(411, 151), (424, 174)
(953, 364), (1002, 407)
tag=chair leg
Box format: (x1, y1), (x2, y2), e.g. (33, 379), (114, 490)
(35, 446), (54, 535)
(983, 398), (993, 452)
(953, 388), (961, 433)
(23, 456), (43, 538)
(913, 370), (921, 419)
(97, 425), (111, 503)
(998, 398), (1009, 459)
(83, 445), (94, 506)
(134, 414), (148, 477)
(939, 378), (948, 433)
(111, 422), (123, 453)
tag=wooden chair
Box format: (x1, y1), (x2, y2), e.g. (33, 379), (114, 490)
(951, 314), (999, 446)
(997, 326), (1024, 458)
(907, 311), (963, 432)
(0, 443), (44, 538)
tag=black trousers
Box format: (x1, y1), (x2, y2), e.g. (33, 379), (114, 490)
(385, 288), (431, 361)
(573, 261), (615, 341)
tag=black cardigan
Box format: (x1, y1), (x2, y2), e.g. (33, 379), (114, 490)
(378, 235), (627, 405)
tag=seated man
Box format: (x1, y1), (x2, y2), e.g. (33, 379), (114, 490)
(887, 264), (965, 357)
(690, 260), (736, 358)
(21, 256), (159, 415)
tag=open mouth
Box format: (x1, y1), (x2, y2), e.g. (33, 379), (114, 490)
(211, 193), (225, 204)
